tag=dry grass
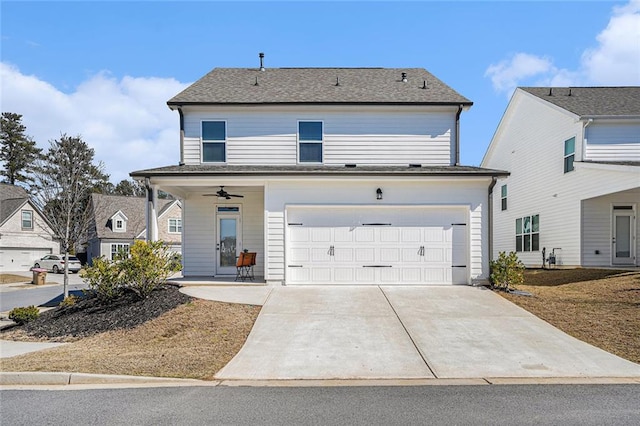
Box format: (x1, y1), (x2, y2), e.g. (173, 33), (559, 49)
(0, 274), (32, 285)
(501, 269), (640, 364)
(0, 299), (261, 380)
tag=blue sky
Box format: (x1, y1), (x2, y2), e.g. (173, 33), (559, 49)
(2, 1), (639, 182)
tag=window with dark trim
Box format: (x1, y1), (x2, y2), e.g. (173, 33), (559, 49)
(564, 137), (575, 173)
(298, 121), (323, 163)
(21, 210), (33, 230)
(202, 121), (226, 162)
(501, 185), (507, 211)
(516, 214), (539, 252)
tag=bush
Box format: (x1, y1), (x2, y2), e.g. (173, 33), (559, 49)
(59, 295), (78, 307)
(9, 306), (40, 324)
(81, 241), (182, 301)
(490, 251), (525, 291)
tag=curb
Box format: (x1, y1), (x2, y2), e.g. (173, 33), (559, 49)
(0, 372), (210, 387)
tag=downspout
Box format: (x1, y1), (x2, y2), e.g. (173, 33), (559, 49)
(178, 107), (185, 166)
(488, 177), (498, 263)
(455, 105), (463, 166)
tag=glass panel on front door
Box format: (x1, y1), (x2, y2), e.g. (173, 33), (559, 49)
(615, 215), (631, 258)
(219, 218), (237, 268)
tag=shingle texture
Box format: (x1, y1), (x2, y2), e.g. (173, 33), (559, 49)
(131, 164), (508, 177)
(168, 68), (472, 105)
(0, 183), (29, 225)
(521, 87), (640, 117)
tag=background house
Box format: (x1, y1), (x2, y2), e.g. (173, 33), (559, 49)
(0, 183), (59, 270)
(132, 66), (507, 285)
(482, 87), (640, 268)
(83, 193), (181, 265)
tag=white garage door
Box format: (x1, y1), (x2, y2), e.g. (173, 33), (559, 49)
(286, 207), (468, 285)
(0, 248), (53, 270)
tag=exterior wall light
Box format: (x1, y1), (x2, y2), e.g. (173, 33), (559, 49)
(376, 188), (383, 200)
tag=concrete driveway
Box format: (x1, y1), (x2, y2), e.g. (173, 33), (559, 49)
(215, 286), (640, 380)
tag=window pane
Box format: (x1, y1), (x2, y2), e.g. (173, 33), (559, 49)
(300, 142), (322, 162)
(202, 121), (225, 141)
(501, 185), (507, 197)
(501, 198), (507, 211)
(516, 236), (523, 252)
(564, 154), (574, 173)
(532, 214), (539, 232)
(524, 235), (531, 252)
(516, 218), (522, 234)
(523, 216), (531, 233)
(22, 211), (33, 228)
(564, 137), (575, 156)
(532, 233), (540, 251)
(299, 121), (323, 141)
(203, 142), (226, 162)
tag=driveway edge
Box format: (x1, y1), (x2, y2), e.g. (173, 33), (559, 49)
(0, 371), (213, 387)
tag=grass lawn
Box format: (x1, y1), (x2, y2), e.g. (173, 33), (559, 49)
(500, 269), (640, 364)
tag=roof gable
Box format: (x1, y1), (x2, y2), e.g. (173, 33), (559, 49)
(520, 87), (640, 117)
(0, 183), (31, 226)
(168, 68), (472, 106)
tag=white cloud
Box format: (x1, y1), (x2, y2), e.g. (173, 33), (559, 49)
(486, 0), (640, 96)
(0, 63), (189, 183)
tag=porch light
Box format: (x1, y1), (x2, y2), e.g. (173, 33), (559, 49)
(376, 188), (383, 200)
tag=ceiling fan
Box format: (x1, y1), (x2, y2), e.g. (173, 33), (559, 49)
(203, 186), (244, 199)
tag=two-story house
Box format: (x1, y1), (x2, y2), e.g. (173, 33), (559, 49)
(482, 87), (640, 268)
(131, 66), (508, 285)
(83, 193), (182, 265)
(0, 183), (59, 269)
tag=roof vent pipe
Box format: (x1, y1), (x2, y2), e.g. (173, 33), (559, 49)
(259, 52), (265, 71)
(422, 80), (427, 89)
(548, 87), (553, 96)
(401, 72), (407, 83)
(335, 76), (340, 86)
(568, 88), (572, 96)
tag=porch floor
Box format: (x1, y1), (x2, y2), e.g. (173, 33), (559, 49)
(168, 273), (266, 286)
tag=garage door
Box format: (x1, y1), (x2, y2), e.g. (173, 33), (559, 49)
(286, 207), (468, 285)
(0, 248), (53, 270)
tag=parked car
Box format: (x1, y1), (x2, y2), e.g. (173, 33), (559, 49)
(33, 255), (82, 274)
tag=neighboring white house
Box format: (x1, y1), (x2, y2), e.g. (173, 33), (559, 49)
(132, 65), (508, 285)
(0, 183), (59, 269)
(83, 194), (182, 265)
(482, 87), (640, 268)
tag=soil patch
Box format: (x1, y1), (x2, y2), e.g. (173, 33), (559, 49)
(500, 269), (640, 364)
(0, 274), (32, 285)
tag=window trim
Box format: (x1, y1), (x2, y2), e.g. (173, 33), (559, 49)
(168, 218), (182, 234)
(564, 136), (575, 173)
(114, 218), (126, 232)
(110, 243), (130, 260)
(500, 184), (507, 211)
(297, 120), (324, 164)
(515, 214), (540, 252)
(201, 120), (227, 163)
(21, 210), (33, 230)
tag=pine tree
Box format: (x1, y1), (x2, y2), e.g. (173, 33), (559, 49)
(0, 112), (42, 185)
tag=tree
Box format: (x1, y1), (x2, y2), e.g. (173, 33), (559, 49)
(113, 179), (146, 197)
(31, 134), (110, 297)
(0, 112), (42, 185)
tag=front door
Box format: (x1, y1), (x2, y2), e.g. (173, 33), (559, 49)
(612, 207), (635, 265)
(217, 206), (242, 275)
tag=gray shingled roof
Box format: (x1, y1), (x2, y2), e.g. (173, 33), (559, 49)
(168, 68), (472, 106)
(0, 183), (30, 226)
(131, 164), (508, 178)
(521, 87), (640, 117)
(91, 194), (174, 239)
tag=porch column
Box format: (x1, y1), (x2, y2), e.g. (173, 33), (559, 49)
(145, 182), (159, 242)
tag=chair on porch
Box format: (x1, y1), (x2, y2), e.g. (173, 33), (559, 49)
(235, 252), (257, 281)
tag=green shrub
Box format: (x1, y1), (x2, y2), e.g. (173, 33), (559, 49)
(9, 306), (40, 324)
(82, 256), (123, 302)
(490, 251), (525, 291)
(120, 241), (183, 299)
(59, 295), (78, 307)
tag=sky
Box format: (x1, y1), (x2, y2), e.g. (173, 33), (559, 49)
(1, 1), (639, 183)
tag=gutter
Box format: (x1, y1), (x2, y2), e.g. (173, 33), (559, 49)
(488, 177), (498, 263)
(178, 107), (185, 166)
(455, 105), (463, 166)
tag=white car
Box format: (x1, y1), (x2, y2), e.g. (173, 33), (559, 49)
(33, 255), (82, 274)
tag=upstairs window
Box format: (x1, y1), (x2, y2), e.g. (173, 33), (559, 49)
(114, 219), (126, 232)
(168, 218), (182, 233)
(564, 137), (575, 173)
(501, 185), (507, 211)
(21, 210), (33, 230)
(298, 121), (323, 163)
(202, 121), (226, 163)
(516, 214), (540, 252)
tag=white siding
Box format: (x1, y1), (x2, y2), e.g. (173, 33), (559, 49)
(182, 187), (264, 277)
(484, 90), (640, 267)
(585, 121), (640, 162)
(0, 204), (59, 266)
(181, 106), (455, 166)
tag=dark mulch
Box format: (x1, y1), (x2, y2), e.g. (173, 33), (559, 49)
(4, 285), (192, 340)
(524, 268), (632, 286)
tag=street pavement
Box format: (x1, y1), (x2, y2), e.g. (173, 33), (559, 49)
(0, 271), (87, 312)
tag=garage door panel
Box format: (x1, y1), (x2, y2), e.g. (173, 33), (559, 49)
(311, 248), (331, 262)
(380, 228), (400, 242)
(355, 248), (375, 262)
(311, 267), (332, 283)
(354, 228), (374, 242)
(401, 228), (422, 242)
(424, 248), (445, 262)
(290, 248), (310, 263)
(311, 228), (331, 242)
(333, 228), (354, 242)
(288, 267), (310, 282)
(333, 248), (354, 262)
(401, 268), (422, 283)
(379, 247), (401, 262)
(334, 268), (355, 282)
(379, 268), (400, 283)
(401, 248), (422, 262)
(355, 268), (375, 283)
(289, 228), (310, 242)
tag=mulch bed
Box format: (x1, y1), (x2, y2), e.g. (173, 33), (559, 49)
(3, 285), (192, 341)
